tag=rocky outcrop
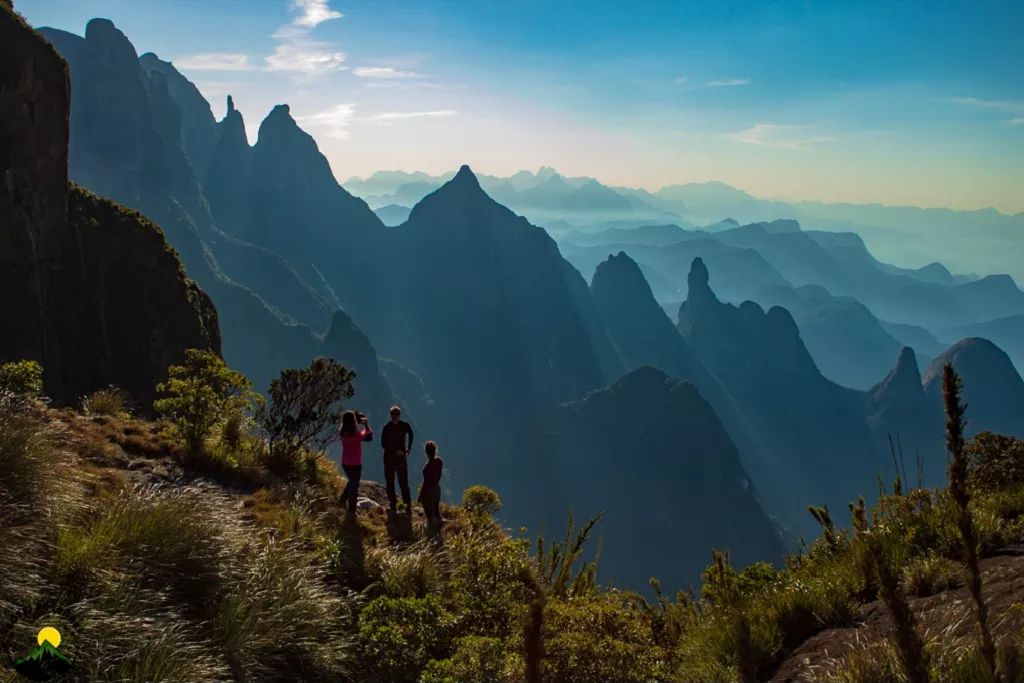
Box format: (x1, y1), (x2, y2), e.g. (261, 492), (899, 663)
(549, 366), (784, 591)
(1, 7), (219, 407)
(203, 95), (252, 237)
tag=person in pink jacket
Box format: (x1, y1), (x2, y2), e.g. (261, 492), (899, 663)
(339, 410), (373, 512)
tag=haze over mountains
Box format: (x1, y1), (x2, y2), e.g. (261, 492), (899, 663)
(7, 13), (1024, 594)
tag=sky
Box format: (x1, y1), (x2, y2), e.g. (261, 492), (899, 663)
(20, 0), (1024, 213)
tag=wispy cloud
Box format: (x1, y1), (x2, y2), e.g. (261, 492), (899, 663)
(353, 66), (423, 78)
(677, 78), (750, 91)
(946, 97), (1024, 126)
(292, 0), (343, 27)
(176, 1), (346, 78)
(366, 110), (458, 125)
(706, 79), (749, 87)
(726, 124), (835, 149)
(296, 103), (357, 139)
(363, 81), (464, 91)
(174, 53), (255, 71)
(265, 0), (347, 78)
(946, 97), (1024, 112)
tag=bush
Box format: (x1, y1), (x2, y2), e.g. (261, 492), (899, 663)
(445, 533), (533, 639)
(155, 349), (262, 454)
(901, 553), (963, 597)
(969, 432), (1024, 493)
(541, 595), (659, 683)
(462, 485), (503, 516)
(0, 359), (43, 400)
(357, 595), (456, 682)
(81, 386), (129, 417)
(422, 636), (523, 683)
(257, 357), (355, 480)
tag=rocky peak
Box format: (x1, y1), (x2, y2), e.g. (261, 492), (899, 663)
(923, 337), (1024, 438)
(83, 17), (139, 69)
(871, 346), (924, 404)
(227, 94), (235, 114)
(592, 252), (648, 296)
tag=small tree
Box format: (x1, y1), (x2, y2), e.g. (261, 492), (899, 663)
(462, 485), (503, 517)
(155, 349), (262, 453)
(257, 357), (355, 478)
(0, 360), (43, 401)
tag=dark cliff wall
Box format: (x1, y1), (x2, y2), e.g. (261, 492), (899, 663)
(0, 6), (220, 408)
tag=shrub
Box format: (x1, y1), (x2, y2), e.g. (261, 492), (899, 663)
(541, 595), (659, 683)
(969, 432), (1024, 493)
(902, 553), (963, 597)
(445, 532), (533, 638)
(462, 485), (503, 516)
(422, 636), (523, 683)
(0, 359), (43, 400)
(81, 386), (129, 417)
(257, 357), (355, 480)
(358, 595), (456, 682)
(155, 349), (262, 454)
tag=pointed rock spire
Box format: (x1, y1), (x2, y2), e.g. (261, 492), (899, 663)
(227, 94), (235, 114)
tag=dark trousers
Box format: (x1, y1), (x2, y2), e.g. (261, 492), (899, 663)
(383, 451), (411, 510)
(340, 464), (362, 511)
(420, 486), (442, 526)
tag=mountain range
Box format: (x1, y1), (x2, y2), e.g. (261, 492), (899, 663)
(6, 12), (1024, 593)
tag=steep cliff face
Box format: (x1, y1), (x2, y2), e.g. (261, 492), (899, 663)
(139, 52), (218, 179)
(1, 5), (74, 387)
(1, 6), (219, 407)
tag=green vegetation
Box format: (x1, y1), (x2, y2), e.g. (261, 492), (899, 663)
(0, 359), (43, 401)
(257, 356), (355, 480)
(462, 484), (503, 517)
(3, 358), (1024, 682)
(155, 349), (263, 454)
(80, 385), (130, 418)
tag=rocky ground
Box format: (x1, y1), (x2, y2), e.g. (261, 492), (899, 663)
(774, 547), (1024, 681)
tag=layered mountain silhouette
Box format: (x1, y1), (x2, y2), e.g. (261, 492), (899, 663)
(34, 18), (413, 435)
(19, 12), (1024, 592)
(1, 10), (218, 408)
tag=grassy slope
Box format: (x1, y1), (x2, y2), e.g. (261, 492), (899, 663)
(2, 389), (1024, 682)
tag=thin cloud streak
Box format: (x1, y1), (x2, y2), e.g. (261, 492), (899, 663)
(706, 79), (749, 87)
(946, 97), (1024, 112)
(726, 124), (835, 149)
(354, 66), (422, 78)
(365, 110), (458, 125)
(174, 53), (255, 71)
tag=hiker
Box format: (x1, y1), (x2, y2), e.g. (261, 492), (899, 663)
(419, 440), (444, 529)
(339, 410), (373, 512)
(380, 405), (414, 514)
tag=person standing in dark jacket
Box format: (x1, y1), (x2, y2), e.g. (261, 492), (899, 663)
(419, 440), (443, 530)
(380, 405), (414, 514)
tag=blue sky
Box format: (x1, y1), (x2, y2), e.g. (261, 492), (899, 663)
(21, 0), (1024, 213)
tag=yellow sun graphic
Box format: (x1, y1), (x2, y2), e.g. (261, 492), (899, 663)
(37, 627), (61, 649)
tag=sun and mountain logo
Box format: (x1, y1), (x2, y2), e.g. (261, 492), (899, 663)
(13, 627), (71, 681)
